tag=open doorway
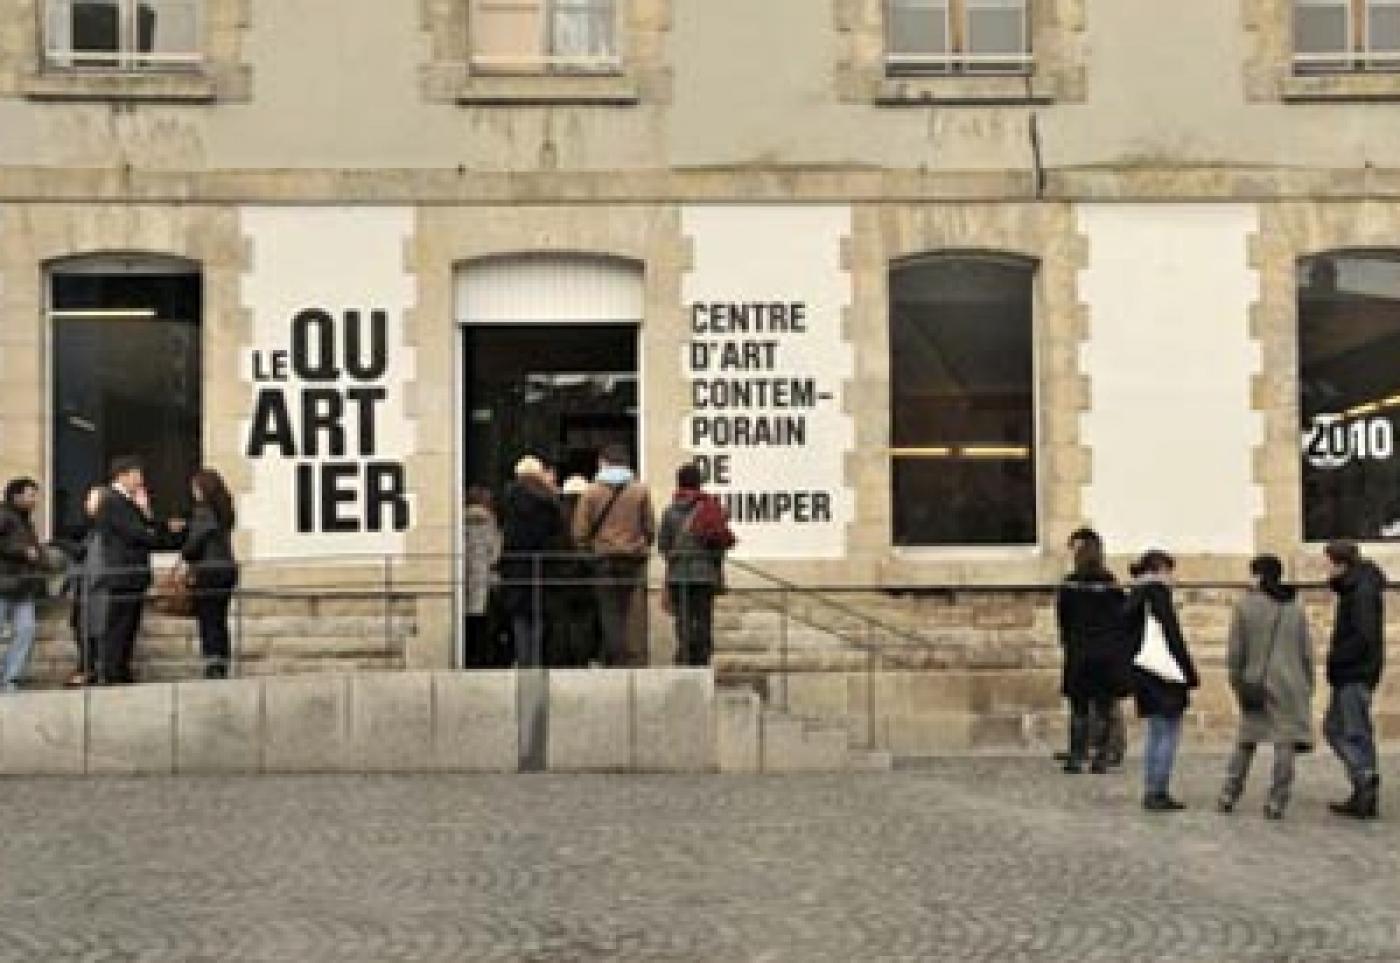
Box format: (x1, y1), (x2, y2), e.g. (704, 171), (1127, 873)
(463, 324), (639, 492)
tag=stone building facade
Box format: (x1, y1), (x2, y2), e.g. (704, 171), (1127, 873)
(1, 0), (1398, 689)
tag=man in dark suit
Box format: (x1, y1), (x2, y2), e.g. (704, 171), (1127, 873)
(96, 457), (167, 685)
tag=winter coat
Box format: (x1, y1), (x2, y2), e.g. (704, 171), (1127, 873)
(463, 505), (502, 617)
(499, 478), (564, 617)
(1055, 567), (1131, 701)
(180, 504), (238, 592)
(64, 524), (110, 650)
(573, 472), (655, 559)
(1127, 580), (1200, 718)
(0, 503), (45, 599)
(95, 489), (165, 596)
(1326, 560), (1387, 689)
(659, 490), (733, 588)
(1228, 588), (1314, 749)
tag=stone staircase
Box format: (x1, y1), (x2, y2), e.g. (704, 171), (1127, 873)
(18, 595), (415, 687)
(716, 685), (892, 773)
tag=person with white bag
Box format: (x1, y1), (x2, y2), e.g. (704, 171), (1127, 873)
(1126, 550), (1200, 812)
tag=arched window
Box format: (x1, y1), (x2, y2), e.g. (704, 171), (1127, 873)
(889, 253), (1036, 546)
(49, 255), (202, 540)
(1299, 251), (1400, 542)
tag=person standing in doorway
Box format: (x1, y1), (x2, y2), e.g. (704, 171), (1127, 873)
(574, 445), (655, 667)
(1216, 555), (1314, 821)
(500, 457), (562, 668)
(0, 478), (47, 693)
(1055, 534), (1129, 774)
(1127, 550), (1199, 812)
(552, 475), (600, 667)
(462, 485), (503, 668)
(179, 469), (239, 680)
(1321, 541), (1386, 820)
(96, 457), (166, 685)
(659, 463), (736, 667)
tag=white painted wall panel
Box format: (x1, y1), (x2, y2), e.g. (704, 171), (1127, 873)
(681, 205), (855, 559)
(1078, 204), (1262, 554)
(456, 254), (644, 324)
(239, 207), (418, 559)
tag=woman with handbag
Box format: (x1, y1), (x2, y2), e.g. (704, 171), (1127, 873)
(1127, 550), (1200, 812)
(1217, 555), (1314, 820)
(179, 469), (239, 680)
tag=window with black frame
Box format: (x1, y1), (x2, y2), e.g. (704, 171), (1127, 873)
(1299, 252), (1400, 542)
(890, 254), (1037, 547)
(49, 264), (202, 541)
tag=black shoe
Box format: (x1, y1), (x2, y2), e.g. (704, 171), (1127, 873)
(204, 663), (228, 680)
(1263, 800), (1286, 821)
(1344, 776), (1382, 820)
(1090, 759), (1109, 775)
(1144, 793), (1187, 812)
(1063, 760), (1085, 775)
(1217, 792), (1238, 814)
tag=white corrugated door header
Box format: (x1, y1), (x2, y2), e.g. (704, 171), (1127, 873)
(455, 253), (644, 324)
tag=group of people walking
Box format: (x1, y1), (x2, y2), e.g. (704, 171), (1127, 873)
(0, 458), (239, 690)
(1058, 528), (1386, 820)
(463, 446), (736, 670)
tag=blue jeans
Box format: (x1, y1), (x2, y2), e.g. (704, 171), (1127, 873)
(1144, 714), (1184, 796)
(1324, 683), (1378, 785)
(0, 596), (38, 689)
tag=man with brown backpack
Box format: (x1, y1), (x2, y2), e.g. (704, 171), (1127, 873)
(574, 445), (655, 667)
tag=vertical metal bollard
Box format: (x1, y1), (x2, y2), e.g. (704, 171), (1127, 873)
(233, 588), (243, 678)
(866, 624), (877, 751)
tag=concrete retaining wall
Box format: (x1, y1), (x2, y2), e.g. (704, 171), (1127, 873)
(0, 670), (725, 777)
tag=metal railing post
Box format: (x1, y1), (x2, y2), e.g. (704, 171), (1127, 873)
(383, 554), (393, 651)
(865, 622), (877, 751)
(779, 588), (790, 712)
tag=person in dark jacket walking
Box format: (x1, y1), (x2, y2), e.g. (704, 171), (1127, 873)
(0, 478), (47, 692)
(179, 469), (239, 680)
(1321, 541), (1387, 820)
(658, 463), (736, 667)
(1056, 536), (1130, 774)
(1217, 555), (1314, 820)
(500, 456), (563, 668)
(95, 457), (170, 685)
(1127, 550), (1200, 812)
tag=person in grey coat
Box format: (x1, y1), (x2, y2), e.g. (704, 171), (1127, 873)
(461, 486), (503, 667)
(1217, 555), (1314, 820)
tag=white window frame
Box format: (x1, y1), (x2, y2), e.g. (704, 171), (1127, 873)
(469, 0), (623, 76)
(43, 0), (204, 72)
(884, 0), (1033, 76)
(1293, 0), (1400, 73)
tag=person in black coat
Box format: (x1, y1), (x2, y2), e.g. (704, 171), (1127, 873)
(1126, 550), (1200, 812)
(180, 469), (239, 680)
(95, 457), (175, 685)
(1321, 540), (1387, 820)
(1056, 537), (1129, 774)
(0, 478), (47, 692)
(499, 456), (563, 668)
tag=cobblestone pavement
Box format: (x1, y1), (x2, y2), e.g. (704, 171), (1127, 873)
(0, 756), (1397, 962)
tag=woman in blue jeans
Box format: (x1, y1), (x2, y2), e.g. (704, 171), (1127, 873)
(1126, 550), (1200, 812)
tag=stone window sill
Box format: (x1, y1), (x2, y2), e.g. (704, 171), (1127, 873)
(455, 72), (640, 106)
(875, 74), (1054, 106)
(1281, 72), (1400, 102)
(22, 69), (219, 103)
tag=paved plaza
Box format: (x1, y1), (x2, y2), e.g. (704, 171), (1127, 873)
(0, 756), (1397, 962)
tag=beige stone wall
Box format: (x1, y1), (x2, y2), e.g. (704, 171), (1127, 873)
(0, 202), (246, 504)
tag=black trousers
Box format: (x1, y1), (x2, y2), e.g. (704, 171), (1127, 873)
(1068, 695), (1117, 765)
(669, 584), (716, 667)
(195, 591), (233, 667)
(100, 594), (145, 684)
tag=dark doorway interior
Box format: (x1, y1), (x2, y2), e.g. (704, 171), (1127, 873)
(50, 270), (202, 540)
(463, 324), (639, 492)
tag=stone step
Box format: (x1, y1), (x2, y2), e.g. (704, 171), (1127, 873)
(760, 709), (853, 773)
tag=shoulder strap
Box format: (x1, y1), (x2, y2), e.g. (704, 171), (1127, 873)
(586, 485), (626, 544)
